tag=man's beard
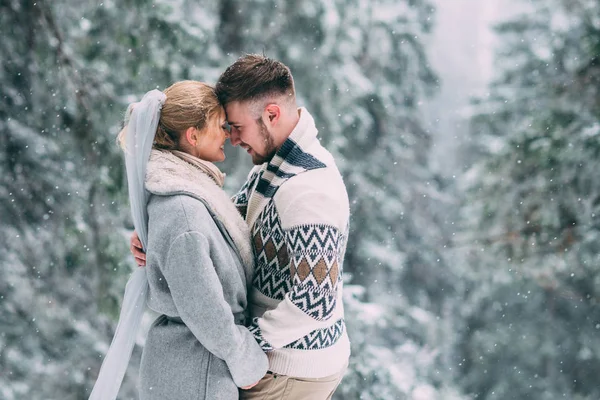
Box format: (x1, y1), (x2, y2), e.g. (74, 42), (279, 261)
(251, 119), (278, 165)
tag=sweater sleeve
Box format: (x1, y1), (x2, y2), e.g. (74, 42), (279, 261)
(161, 231), (268, 387)
(249, 176), (349, 349)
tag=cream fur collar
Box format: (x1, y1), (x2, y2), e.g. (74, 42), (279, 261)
(145, 150), (254, 281)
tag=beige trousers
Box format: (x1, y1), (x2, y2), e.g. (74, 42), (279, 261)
(239, 365), (347, 400)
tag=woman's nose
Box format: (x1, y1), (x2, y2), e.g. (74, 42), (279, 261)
(229, 132), (241, 146)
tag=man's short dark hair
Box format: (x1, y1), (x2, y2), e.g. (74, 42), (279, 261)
(215, 54), (295, 106)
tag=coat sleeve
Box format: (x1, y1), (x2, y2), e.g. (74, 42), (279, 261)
(161, 230), (268, 387)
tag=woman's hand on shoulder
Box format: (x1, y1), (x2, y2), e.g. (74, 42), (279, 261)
(130, 231), (146, 266)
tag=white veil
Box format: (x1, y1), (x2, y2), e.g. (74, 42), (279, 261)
(89, 89), (166, 400)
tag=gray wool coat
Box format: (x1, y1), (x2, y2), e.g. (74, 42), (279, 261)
(139, 150), (268, 400)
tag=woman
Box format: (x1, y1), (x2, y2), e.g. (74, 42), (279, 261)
(91, 81), (268, 400)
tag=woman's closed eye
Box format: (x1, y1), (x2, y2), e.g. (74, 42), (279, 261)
(221, 122), (232, 133)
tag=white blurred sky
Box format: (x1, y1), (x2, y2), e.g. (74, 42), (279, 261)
(423, 0), (520, 172)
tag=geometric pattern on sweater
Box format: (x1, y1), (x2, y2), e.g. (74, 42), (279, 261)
(284, 319), (345, 350)
(289, 284), (337, 321)
(254, 138), (326, 199)
(247, 317), (274, 352)
(231, 169), (262, 219)
(276, 137), (327, 170)
(287, 224), (342, 292)
(252, 262), (292, 302)
(285, 224), (345, 321)
(251, 200), (292, 300)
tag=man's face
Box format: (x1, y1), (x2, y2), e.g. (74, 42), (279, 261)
(224, 101), (277, 165)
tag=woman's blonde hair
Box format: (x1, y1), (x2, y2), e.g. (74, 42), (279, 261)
(118, 81), (221, 150)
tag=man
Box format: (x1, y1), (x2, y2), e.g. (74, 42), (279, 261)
(132, 55), (350, 399)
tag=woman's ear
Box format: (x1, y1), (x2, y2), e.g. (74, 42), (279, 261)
(184, 126), (198, 146)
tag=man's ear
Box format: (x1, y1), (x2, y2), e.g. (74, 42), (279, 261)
(184, 126), (198, 146)
(263, 104), (281, 126)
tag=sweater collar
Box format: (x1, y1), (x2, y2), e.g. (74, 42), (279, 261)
(254, 108), (327, 198)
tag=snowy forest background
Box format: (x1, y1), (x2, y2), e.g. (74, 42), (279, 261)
(2, 0), (599, 398)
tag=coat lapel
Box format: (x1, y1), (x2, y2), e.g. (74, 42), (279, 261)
(145, 150), (255, 283)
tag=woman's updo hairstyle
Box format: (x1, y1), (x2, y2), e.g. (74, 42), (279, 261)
(118, 81), (221, 150)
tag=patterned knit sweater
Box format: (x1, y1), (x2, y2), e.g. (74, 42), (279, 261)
(232, 108), (350, 378)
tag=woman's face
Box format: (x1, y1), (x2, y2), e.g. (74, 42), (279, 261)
(195, 108), (230, 162)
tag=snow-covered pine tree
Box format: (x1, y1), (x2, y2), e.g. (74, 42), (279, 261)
(1, 1), (132, 397)
(457, 0), (600, 398)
